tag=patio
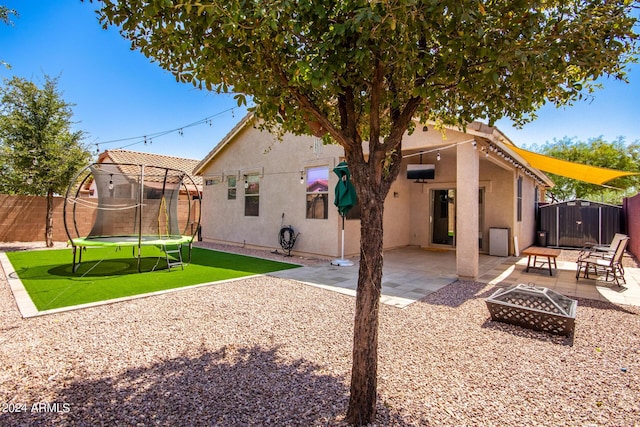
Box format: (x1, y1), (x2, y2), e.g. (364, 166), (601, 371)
(270, 246), (640, 308)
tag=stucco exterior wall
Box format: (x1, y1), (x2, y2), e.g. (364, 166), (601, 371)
(199, 125), (347, 257)
(197, 120), (547, 258)
(382, 171), (413, 250)
(406, 148), (457, 248)
(515, 172), (538, 251)
(481, 161), (514, 253)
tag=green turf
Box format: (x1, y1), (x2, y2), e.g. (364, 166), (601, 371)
(6, 246), (300, 311)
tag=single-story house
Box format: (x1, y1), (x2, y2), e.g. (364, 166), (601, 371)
(193, 115), (553, 278)
(85, 149), (204, 198)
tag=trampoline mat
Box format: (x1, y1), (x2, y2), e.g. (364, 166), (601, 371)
(71, 235), (193, 247)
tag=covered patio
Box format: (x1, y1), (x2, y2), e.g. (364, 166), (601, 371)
(270, 246), (640, 308)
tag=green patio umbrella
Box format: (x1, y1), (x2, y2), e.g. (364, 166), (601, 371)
(332, 161), (357, 266)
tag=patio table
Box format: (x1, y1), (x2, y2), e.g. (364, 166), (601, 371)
(522, 246), (561, 276)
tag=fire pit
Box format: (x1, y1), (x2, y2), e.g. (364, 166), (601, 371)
(486, 283), (577, 336)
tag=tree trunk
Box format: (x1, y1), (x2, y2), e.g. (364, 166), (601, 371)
(345, 187), (384, 425)
(45, 189), (54, 248)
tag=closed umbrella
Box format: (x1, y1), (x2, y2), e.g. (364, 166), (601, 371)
(331, 161), (357, 266)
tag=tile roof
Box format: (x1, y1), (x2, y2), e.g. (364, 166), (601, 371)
(98, 149), (203, 187)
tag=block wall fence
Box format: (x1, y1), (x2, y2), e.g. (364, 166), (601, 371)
(0, 195), (198, 243)
(623, 194), (640, 261)
(2, 193), (635, 255)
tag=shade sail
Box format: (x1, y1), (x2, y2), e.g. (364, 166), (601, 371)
(508, 145), (639, 186)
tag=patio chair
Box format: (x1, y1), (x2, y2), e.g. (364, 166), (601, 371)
(578, 233), (627, 260)
(576, 236), (630, 286)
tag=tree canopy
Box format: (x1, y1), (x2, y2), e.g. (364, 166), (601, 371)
(98, 1), (639, 142)
(96, 0), (639, 423)
(0, 5), (17, 69)
(0, 75), (91, 245)
(0, 75), (90, 196)
(534, 137), (640, 203)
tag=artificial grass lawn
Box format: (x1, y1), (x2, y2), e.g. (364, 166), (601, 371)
(7, 246), (300, 311)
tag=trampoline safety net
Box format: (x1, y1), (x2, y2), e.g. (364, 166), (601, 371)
(88, 163), (184, 240)
(64, 162), (201, 272)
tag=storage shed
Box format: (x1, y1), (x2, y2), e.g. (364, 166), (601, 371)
(538, 200), (622, 248)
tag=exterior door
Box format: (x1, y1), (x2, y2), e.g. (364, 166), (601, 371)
(432, 189), (455, 245)
(431, 188), (485, 249)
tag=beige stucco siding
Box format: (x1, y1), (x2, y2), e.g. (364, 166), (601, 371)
(481, 160), (514, 239)
(405, 150), (457, 248)
(514, 172), (539, 251)
(196, 119), (549, 260)
(200, 125), (346, 257)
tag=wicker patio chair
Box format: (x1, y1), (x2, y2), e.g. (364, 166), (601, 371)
(576, 236), (630, 286)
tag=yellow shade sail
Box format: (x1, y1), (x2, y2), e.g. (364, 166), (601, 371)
(508, 145), (639, 186)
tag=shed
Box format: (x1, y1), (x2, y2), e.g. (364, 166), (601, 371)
(538, 200), (622, 248)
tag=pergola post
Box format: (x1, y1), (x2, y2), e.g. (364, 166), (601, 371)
(456, 140), (479, 278)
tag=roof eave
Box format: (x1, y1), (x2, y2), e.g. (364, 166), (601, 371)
(451, 121), (555, 187)
(193, 113), (255, 176)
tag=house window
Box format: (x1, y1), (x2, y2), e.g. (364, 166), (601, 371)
(244, 175), (260, 216)
(306, 166), (329, 219)
(517, 176), (523, 222)
(227, 176), (236, 200)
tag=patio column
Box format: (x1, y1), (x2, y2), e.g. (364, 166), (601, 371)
(456, 140), (479, 278)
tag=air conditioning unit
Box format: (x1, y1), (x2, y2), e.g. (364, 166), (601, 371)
(407, 164), (435, 181)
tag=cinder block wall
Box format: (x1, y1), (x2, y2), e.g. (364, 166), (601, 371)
(0, 195), (198, 242)
(623, 194), (640, 260)
(0, 195), (96, 242)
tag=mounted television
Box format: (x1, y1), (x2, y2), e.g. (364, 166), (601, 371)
(407, 164), (435, 181)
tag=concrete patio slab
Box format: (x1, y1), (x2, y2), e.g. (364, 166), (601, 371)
(270, 246), (640, 308)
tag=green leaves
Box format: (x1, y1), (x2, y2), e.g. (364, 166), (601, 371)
(95, 0), (639, 150)
(0, 75), (92, 196)
(537, 136), (640, 203)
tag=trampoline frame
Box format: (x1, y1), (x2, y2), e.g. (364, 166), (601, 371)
(63, 163), (201, 273)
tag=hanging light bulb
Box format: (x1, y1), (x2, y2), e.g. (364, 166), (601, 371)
(244, 175), (248, 189)
(108, 174), (114, 190)
(472, 140), (477, 149)
(436, 151), (441, 161)
(300, 170), (304, 184)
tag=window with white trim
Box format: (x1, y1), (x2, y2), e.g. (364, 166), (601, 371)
(305, 166), (329, 219)
(227, 176), (237, 200)
(244, 175), (260, 216)
(517, 176), (523, 222)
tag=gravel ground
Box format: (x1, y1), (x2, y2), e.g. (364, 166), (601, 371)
(0, 243), (639, 426)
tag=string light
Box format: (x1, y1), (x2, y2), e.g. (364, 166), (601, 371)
(93, 107), (239, 153)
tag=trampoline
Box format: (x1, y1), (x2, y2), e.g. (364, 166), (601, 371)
(64, 162), (201, 273)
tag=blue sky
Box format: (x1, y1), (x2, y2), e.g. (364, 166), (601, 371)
(1, 1), (639, 161)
